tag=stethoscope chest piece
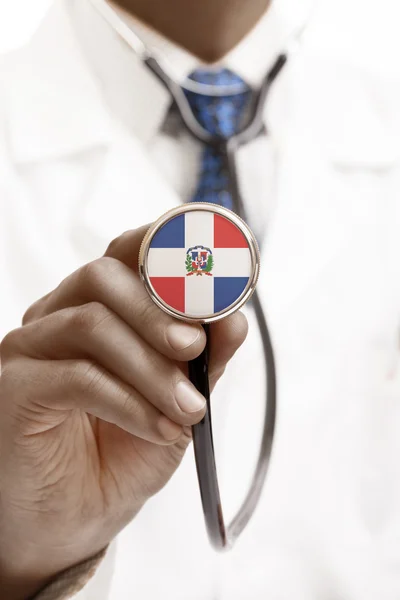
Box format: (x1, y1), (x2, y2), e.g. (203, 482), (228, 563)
(139, 203), (260, 324)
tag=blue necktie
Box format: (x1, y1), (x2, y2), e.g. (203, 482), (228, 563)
(184, 69), (251, 210)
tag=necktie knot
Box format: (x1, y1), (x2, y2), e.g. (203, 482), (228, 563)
(184, 68), (251, 138)
(183, 68), (252, 209)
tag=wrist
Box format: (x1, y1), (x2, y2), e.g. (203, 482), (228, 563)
(0, 546), (109, 600)
(0, 565), (52, 600)
(0, 534), (62, 600)
(0, 532), (111, 600)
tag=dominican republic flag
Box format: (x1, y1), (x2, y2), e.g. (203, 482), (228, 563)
(147, 210), (252, 318)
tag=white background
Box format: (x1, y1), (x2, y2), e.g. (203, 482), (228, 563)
(0, 0), (53, 53)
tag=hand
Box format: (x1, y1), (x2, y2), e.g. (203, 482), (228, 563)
(0, 226), (248, 600)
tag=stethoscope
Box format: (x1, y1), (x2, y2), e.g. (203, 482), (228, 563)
(89, 0), (313, 551)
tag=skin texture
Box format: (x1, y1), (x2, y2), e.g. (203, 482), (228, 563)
(114, 0), (271, 62)
(0, 227), (248, 600)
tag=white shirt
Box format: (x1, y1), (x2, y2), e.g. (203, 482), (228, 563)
(2, 1), (400, 599)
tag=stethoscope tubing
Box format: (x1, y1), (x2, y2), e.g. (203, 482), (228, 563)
(144, 53), (287, 147)
(143, 54), (286, 549)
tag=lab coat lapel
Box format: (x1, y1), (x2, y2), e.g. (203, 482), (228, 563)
(258, 54), (399, 321)
(259, 137), (352, 320)
(3, 0), (181, 260)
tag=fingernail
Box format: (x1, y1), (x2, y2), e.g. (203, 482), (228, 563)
(158, 416), (183, 441)
(167, 324), (200, 351)
(175, 381), (206, 414)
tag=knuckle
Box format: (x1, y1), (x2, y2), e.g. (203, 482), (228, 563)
(59, 360), (85, 391)
(22, 301), (39, 325)
(22, 290), (55, 325)
(135, 346), (173, 398)
(0, 327), (23, 361)
(80, 257), (120, 289)
(66, 302), (113, 336)
(0, 360), (38, 421)
(138, 359), (180, 418)
(134, 295), (157, 330)
(66, 359), (105, 394)
(0, 360), (20, 390)
(117, 386), (142, 421)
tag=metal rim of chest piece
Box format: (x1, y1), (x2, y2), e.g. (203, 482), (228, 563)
(139, 203), (260, 324)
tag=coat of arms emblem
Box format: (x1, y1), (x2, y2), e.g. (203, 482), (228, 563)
(186, 246), (214, 276)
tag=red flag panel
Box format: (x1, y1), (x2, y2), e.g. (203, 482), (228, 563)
(150, 277), (185, 313)
(214, 214), (248, 248)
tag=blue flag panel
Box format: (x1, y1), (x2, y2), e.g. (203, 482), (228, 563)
(214, 277), (249, 313)
(150, 214), (185, 248)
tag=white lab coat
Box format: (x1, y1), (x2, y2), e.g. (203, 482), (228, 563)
(1, 1), (400, 599)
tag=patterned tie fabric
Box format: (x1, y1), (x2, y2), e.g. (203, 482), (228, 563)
(183, 68), (251, 210)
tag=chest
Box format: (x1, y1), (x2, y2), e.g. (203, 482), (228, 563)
(2, 55), (400, 356)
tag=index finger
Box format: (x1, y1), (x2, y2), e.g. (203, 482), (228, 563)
(104, 226), (150, 270)
(24, 227), (149, 325)
(24, 227), (207, 361)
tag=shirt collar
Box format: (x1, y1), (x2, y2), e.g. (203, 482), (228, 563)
(105, 0), (301, 88)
